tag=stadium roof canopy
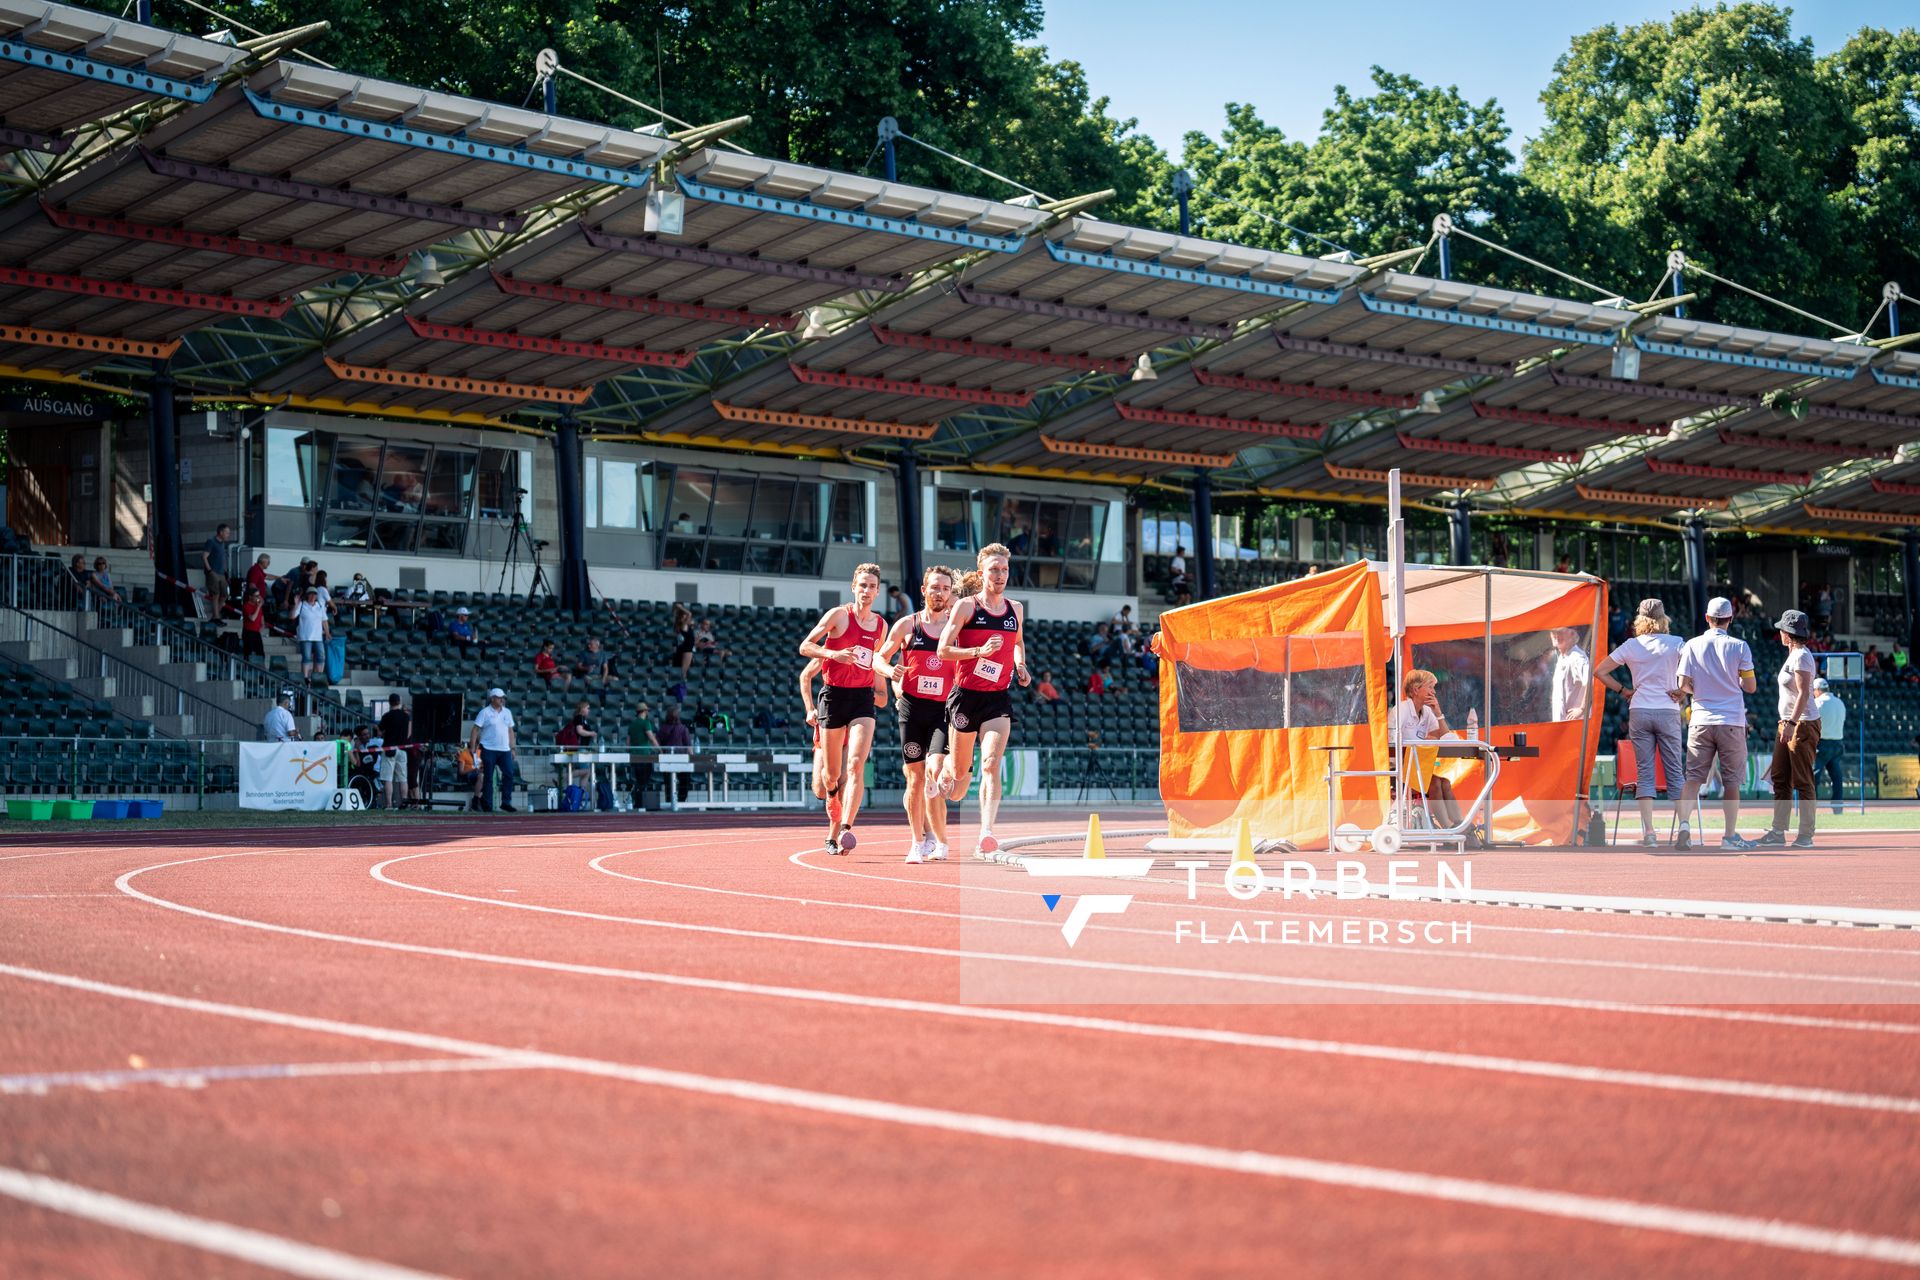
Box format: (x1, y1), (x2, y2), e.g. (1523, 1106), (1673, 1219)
(0, 0), (1916, 534)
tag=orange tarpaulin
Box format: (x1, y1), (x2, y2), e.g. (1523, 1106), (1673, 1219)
(1154, 562), (1606, 848)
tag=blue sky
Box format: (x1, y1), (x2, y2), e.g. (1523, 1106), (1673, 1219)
(1035, 1), (1909, 157)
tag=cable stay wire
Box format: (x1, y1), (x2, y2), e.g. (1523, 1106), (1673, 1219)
(544, 63), (753, 153)
(1442, 223), (1625, 301)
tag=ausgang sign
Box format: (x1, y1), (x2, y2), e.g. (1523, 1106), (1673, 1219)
(0, 390), (116, 421)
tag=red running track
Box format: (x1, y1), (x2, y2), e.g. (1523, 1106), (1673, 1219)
(2, 813), (1918, 1278)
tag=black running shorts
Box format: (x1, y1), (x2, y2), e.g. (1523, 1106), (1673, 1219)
(820, 684), (876, 729)
(947, 686), (1014, 735)
(898, 694), (948, 762)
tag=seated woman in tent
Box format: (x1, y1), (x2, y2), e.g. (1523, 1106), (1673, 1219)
(1393, 668), (1467, 835)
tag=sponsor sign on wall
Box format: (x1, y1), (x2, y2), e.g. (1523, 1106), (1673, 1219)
(239, 742), (340, 811)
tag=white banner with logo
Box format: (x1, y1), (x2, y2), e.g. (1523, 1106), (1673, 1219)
(239, 742), (340, 810)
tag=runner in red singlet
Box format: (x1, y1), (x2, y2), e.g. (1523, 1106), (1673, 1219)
(798, 564), (886, 853)
(875, 565), (956, 864)
(935, 544), (1028, 857)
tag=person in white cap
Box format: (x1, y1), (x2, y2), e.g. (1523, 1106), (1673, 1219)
(1812, 676), (1847, 815)
(447, 606), (488, 660)
(470, 687), (517, 813)
(1672, 596), (1758, 850)
(1595, 598), (1685, 845)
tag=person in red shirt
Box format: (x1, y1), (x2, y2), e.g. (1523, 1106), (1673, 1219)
(240, 586), (266, 659)
(1086, 668), (1107, 696)
(935, 543), (1029, 857)
(533, 639), (571, 690)
(245, 553), (270, 604)
(798, 563), (890, 853)
(875, 565), (957, 864)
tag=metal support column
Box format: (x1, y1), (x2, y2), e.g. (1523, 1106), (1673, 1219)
(895, 446), (923, 595)
(1684, 515), (1711, 625)
(1904, 527), (1920, 663)
(147, 363), (187, 613)
(552, 414), (591, 613)
(1173, 170), (1193, 237)
(1190, 472), (1216, 601)
(136, 0), (151, 22)
(1670, 250), (1688, 320)
(1887, 282), (1903, 338)
(878, 117), (899, 182)
(543, 69), (557, 115)
(1433, 213), (1453, 281)
(1448, 495), (1473, 565)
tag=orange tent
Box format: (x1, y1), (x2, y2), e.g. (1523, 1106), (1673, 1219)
(1154, 562), (1607, 848)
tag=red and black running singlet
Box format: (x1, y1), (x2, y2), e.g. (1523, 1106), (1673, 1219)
(822, 608), (884, 687)
(956, 594), (1020, 692)
(897, 614), (952, 702)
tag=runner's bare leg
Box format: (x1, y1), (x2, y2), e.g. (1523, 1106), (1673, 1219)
(842, 717), (876, 829)
(977, 718), (1011, 834)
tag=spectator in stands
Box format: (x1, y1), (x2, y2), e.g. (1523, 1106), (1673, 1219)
(1034, 670), (1067, 717)
(627, 701), (658, 799)
(575, 635), (620, 705)
(1138, 645), (1159, 684)
(470, 687), (518, 813)
(668, 605), (695, 679)
(200, 523), (233, 617)
(89, 557), (121, 608)
(887, 583), (913, 618)
(1595, 598), (1684, 846)
(656, 705), (694, 801)
(1112, 604), (1137, 637)
(672, 512), (695, 533)
(295, 586), (330, 683)
(246, 553), (270, 602)
(342, 572), (371, 604)
(1554, 555), (1572, 575)
(1169, 546), (1192, 606)
(64, 554), (94, 609)
(1865, 645), (1882, 677)
(694, 616), (731, 669)
(1086, 668), (1111, 697)
(240, 587), (267, 659)
(311, 569), (335, 616)
(1813, 677), (1847, 816)
(447, 607), (488, 660)
(1895, 643), (1914, 683)
(1083, 622), (1116, 669)
(1814, 585), (1835, 639)
(261, 690), (298, 742)
(534, 639), (571, 690)
(378, 696), (411, 809)
(558, 700), (599, 748)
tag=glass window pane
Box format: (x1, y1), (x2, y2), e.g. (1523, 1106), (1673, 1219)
(602, 460), (639, 530)
(703, 540), (744, 572)
(371, 517), (418, 553)
(1062, 503), (1095, 560)
(790, 483), (826, 543)
(749, 479), (794, 540)
(710, 475), (753, 538)
(996, 497), (1035, 555)
(830, 482), (866, 544)
(267, 429), (317, 507)
(660, 536), (702, 570)
(783, 544), (823, 576)
(584, 459), (598, 529)
(424, 450), (474, 519)
(320, 515), (369, 548)
(1034, 503), (1064, 558)
(936, 488), (972, 552)
(743, 541), (781, 574)
(1061, 559), (1096, 589)
(474, 448), (523, 520)
(419, 521), (466, 555)
(329, 439), (381, 510)
(668, 470), (713, 534)
(376, 444), (428, 514)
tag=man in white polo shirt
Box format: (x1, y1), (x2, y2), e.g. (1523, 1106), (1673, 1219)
(1672, 597), (1758, 850)
(470, 688), (518, 814)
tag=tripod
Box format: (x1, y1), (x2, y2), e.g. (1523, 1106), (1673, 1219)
(497, 496), (553, 602)
(1073, 729), (1121, 805)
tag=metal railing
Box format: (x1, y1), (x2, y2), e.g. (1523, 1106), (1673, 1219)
(0, 554), (360, 736)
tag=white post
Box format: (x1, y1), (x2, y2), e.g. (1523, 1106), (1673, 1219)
(1388, 470), (1406, 833)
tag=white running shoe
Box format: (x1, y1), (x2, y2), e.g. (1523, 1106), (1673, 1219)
(915, 832), (935, 856)
(975, 830), (999, 859)
(928, 842), (949, 861)
(905, 843), (924, 864)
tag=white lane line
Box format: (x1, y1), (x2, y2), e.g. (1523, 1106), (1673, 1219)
(584, 854), (1920, 993)
(0, 1057), (531, 1096)
(2, 962), (1916, 1269)
(349, 849), (1920, 1035)
(34, 854), (1920, 1113)
(790, 849), (1920, 957)
(0, 1165), (452, 1280)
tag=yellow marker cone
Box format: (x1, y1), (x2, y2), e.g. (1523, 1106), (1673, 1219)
(1232, 816), (1257, 865)
(1084, 812), (1106, 859)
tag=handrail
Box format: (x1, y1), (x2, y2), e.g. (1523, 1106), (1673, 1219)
(0, 553), (359, 733)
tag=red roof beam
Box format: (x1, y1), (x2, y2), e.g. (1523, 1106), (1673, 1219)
(490, 271), (796, 332)
(1870, 477), (1920, 497)
(1192, 368), (1417, 409)
(403, 315), (694, 368)
(788, 363), (1033, 407)
(41, 202), (406, 277)
(1396, 432), (1581, 464)
(1472, 402), (1671, 436)
(867, 324), (1130, 374)
(1645, 458), (1812, 486)
(1576, 484), (1730, 511)
(0, 266), (288, 317)
(1113, 401), (1324, 440)
(1714, 429), (1896, 460)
